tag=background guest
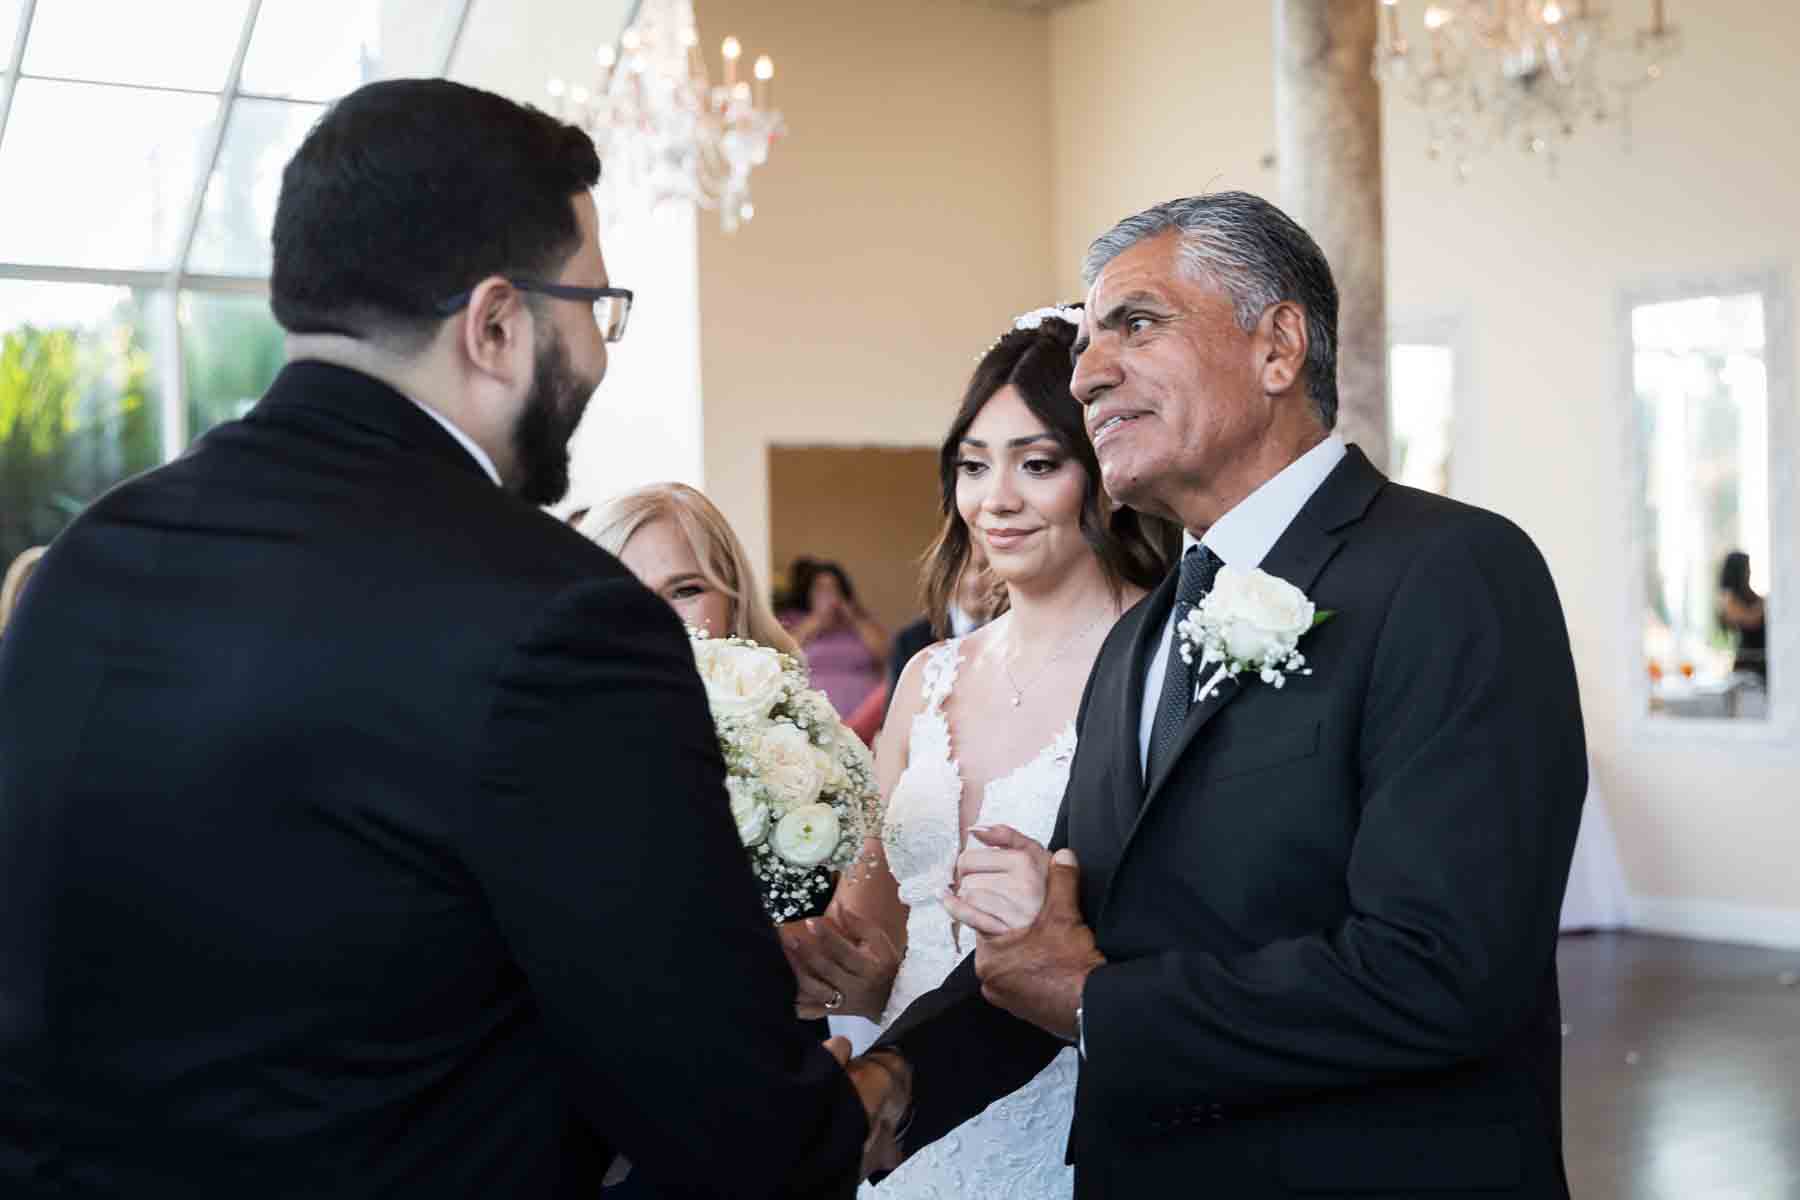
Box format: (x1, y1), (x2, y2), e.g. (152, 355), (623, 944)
(579, 483), (801, 658)
(0, 545), (45, 638)
(1717, 549), (1767, 681)
(780, 558), (888, 716)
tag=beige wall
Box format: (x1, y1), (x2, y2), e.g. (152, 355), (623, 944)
(697, 0), (1058, 592)
(768, 445), (942, 635)
(1048, 0), (1800, 940)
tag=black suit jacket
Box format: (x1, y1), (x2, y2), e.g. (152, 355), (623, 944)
(881, 447), (1586, 1198)
(0, 363), (866, 1198)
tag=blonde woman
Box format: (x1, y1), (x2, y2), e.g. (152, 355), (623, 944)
(578, 483), (801, 659)
(0, 546), (47, 639)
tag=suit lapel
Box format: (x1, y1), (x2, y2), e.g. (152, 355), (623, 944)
(1115, 446), (1387, 860)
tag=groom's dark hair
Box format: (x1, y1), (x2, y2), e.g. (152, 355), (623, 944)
(921, 310), (1175, 636)
(270, 79), (601, 349)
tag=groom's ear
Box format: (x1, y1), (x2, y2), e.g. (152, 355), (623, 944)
(1257, 300), (1308, 399)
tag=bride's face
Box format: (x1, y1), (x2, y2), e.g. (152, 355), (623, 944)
(954, 385), (1090, 591)
(618, 516), (735, 637)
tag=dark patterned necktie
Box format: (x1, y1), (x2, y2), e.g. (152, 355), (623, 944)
(1146, 544), (1224, 785)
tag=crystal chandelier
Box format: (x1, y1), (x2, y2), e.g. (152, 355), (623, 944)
(547, 0), (785, 233)
(1373, 0), (1680, 176)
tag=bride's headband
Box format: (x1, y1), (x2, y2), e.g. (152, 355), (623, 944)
(981, 304), (1083, 359)
(1011, 304), (1084, 332)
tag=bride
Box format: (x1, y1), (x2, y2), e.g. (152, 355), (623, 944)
(783, 305), (1168, 1198)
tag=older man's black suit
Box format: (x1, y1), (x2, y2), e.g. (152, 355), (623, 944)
(881, 447), (1586, 1198)
(0, 362), (865, 1198)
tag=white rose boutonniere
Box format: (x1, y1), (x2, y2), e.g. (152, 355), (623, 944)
(1176, 565), (1335, 703)
(692, 638), (788, 722)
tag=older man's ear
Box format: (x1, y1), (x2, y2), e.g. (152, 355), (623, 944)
(1258, 299), (1310, 398)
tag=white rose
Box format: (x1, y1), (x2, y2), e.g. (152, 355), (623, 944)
(692, 640), (786, 721)
(1199, 566), (1314, 663)
(755, 722), (824, 809)
(726, 776), (769, 846)
(772, 803), (842, 868)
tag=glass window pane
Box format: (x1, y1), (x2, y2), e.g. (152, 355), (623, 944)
(1, 0), (24, 65)
(240, 0), (463, 102)
(1635, 292), (1770, 718)
(22, 0), (250, 91)
(1389, 343), (1454, 496)
(180, 291), (286, 436)
(0, 79), (218, 270)
(0, 280), (165, 569)
(187, 98), (324, 276)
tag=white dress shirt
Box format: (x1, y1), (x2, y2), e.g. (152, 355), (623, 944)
(1136, 435), (1347, 774)
(407, 398), (502, 487)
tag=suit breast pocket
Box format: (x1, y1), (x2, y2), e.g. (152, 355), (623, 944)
(1195, 720), (1320, 786)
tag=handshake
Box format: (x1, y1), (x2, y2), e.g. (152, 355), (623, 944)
(806, 825), (1106, 1180)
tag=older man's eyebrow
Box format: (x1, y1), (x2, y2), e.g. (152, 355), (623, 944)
(1090, 290), (1171, 329)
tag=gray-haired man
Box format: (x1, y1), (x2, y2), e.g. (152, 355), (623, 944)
(852, 192), (1585, 1199)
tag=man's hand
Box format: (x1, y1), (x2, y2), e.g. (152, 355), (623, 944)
(844, 1050), (912, 1178)
(948, 849), (1102, 1040)
(946, 824), (1052, 935)
(782, 906), (901, 1020)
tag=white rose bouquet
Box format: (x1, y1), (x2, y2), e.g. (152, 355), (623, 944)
(689, 628), (882, 922)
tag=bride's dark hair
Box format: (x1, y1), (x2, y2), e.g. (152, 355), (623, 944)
(921, 306), (1175, 636)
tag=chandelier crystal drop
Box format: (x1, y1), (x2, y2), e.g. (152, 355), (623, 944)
(547, 0), (785, 233)
(1373, 0), (1680, 177)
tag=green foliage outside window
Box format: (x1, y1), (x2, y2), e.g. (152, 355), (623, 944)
(1, 307), (160, 569)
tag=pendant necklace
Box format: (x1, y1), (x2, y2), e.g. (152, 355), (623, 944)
(1000, 609), (1109, 707)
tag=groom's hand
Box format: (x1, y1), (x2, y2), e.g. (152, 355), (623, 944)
(845, 1050), (912, 1178)
(965, 849), (1103, 1041)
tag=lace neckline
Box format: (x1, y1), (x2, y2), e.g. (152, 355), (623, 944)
(917, 639), (1076, 827)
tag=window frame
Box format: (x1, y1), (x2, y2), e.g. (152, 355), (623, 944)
(1619, 266), (1796, 747)
(0, 0), (474, 459)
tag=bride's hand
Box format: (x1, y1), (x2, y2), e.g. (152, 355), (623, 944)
(944, 824), (1051, 936)
(780, 907), (901, 1021)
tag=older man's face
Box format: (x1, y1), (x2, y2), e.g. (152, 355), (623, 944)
(1070, 231), (1272, 528)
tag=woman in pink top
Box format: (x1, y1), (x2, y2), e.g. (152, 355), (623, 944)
(781, 558), (889, 717)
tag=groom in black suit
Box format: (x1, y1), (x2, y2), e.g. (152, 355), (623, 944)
(852, 193), (1586, 1198)
(0, 81), (871, 1197)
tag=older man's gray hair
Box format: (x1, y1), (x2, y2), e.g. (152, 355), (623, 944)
(1082, 193), (1340, 431)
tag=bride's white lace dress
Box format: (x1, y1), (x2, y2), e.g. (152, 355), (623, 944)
(865, 639), (1078, 1199)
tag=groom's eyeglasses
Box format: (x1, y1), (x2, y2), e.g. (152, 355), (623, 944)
(435, 279), (635, 343)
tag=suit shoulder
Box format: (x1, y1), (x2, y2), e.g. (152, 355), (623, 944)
(1363, 483), (1545, 565)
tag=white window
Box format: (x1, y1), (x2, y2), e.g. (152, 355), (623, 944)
(1627, 275), (1791, 729)
(1389, 340), (1455, 497)
(0, 0), (473, 570)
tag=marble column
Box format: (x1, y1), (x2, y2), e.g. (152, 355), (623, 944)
(1274, 0), (1389, 469)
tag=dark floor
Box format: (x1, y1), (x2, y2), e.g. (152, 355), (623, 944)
(1558, 932), (1800, 1199)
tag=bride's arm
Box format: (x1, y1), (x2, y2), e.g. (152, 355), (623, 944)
(784, 648), (932, 1019)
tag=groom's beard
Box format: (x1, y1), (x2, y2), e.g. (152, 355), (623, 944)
(510, 327), (597, 508)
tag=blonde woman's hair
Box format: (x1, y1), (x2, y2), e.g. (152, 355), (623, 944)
(0, 545), (47, 638)
(577, 484), (803, 660)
